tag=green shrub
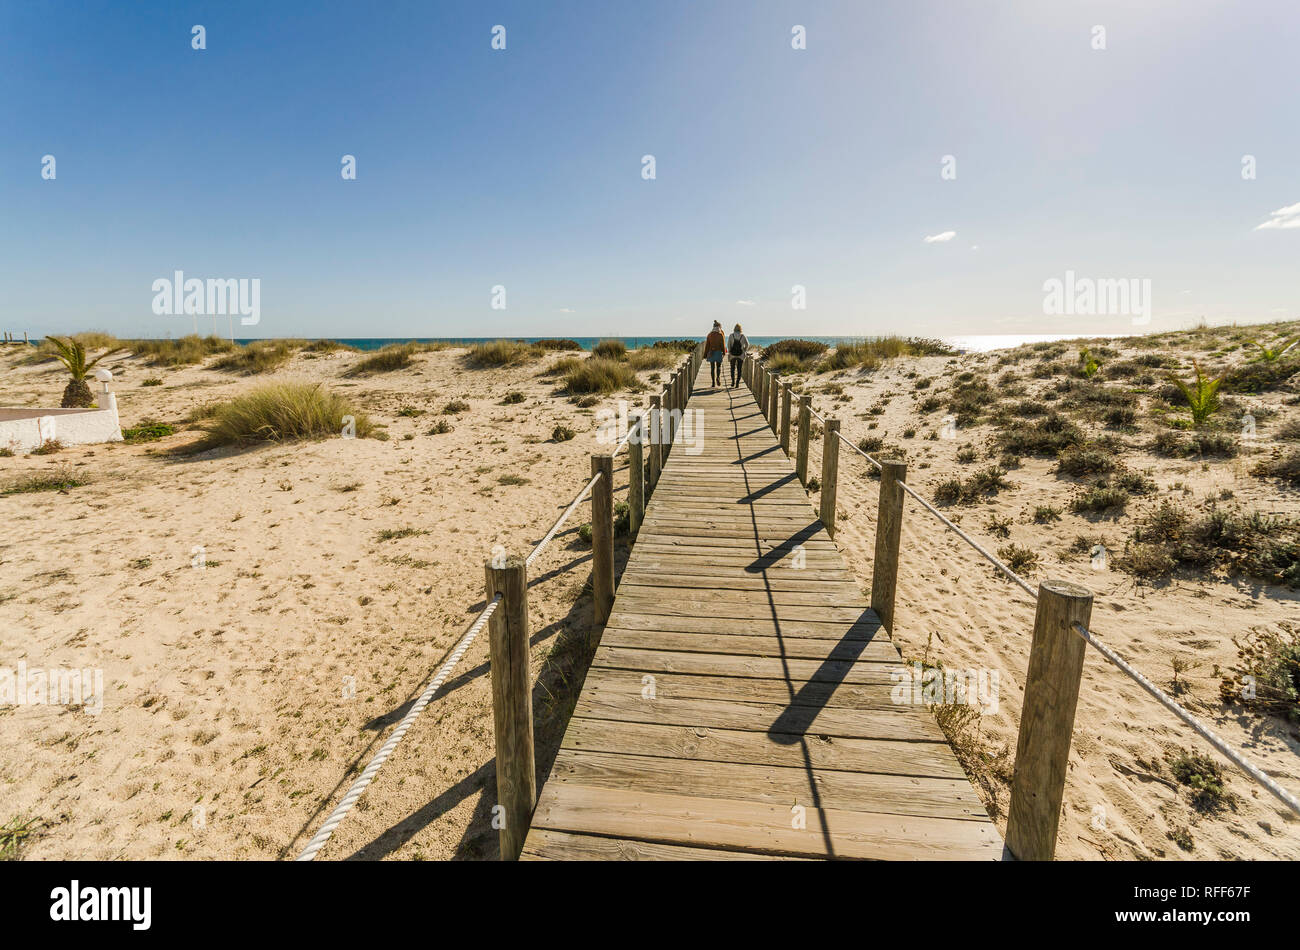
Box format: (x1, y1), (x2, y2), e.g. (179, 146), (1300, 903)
(141, 378), (163, 387)
(122, 422), (176, 443)
(628, 348), (679, 371)
(1057, 444), (1115, 476)
(127, 335), (236, 367)
(501, 391), (526, 405)
(184, 382), (374, 450)
(1166, 359), (1224, 425)
(29, 439), (63, 456)
(1219, 622), (1300, 723)
(345, 343), (416, 376)
(210, 340), (293, 375)
(465, 340), (537, 368)
(763, 339), (828, 361)
(592, 339), (628, 360)
(2, 464), (88, 495)
(997, 413), (1085, 456)
(1167, 750), (1233, 813)
(1123, 499), (1299, 586)
(551, 425), (576, 442)
(1070, 485), (1130, 514)
(997, 543), (1039, 574)
(563, 358), (637, 394)
(1185, 431), (1237, 458)
(1033, 505), (1062, 523)
(533, 339), (581, 351)
(443, 400), (471, 414)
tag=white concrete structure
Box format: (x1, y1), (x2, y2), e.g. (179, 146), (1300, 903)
(0, 374), (123, 454)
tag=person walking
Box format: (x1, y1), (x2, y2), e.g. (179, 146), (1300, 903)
(727, 323), (749, 388)
(704, 321), (726, 388)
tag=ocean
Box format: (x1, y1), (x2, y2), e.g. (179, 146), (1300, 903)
(227, 333), (1101, 354)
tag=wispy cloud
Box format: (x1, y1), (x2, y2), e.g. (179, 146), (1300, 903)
(1255, 201), (1300, 230)
(557, 307), (575, 313)
(924, 230), (956, 243)
(735, 299), (756, 306)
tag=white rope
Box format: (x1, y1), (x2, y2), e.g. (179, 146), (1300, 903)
(837, 430), (884, 471)
(1070, 620), (1300, 818)
(526, 472), (602, 568)
(800, 390), (1300, 819)
(898, 481), (1040, 600)
(295, 593), (503, 861)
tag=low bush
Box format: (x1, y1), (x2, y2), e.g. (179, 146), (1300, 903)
(346, 343), (416, 376)
(563, 358), (637, 394)
(210, 340), (293, 375)
(591, 339), (628, 360)
(183, 382), (374, 451)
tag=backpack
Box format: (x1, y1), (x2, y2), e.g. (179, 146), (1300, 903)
(728, 336), (744, 357)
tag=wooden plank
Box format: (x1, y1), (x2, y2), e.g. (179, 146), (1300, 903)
(546, 750), (989, 821)
(602, 610), (883, 641)
(530, 784), (1002, 860)
(520, 828), (805, 861)
(573, 689), (948, 743)
(567, 668), (905, 711)
(592, 646), (904, 685)
(559, 717), (967, 779)
(597, 627), (898, 662)
(521, 380), (1002, 862)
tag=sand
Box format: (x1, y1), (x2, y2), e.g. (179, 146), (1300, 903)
(2, 331), (1298, 860)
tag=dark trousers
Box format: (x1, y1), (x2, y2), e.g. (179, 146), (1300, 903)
(709, 358), (722, 385)
(729, 357), (742, 387)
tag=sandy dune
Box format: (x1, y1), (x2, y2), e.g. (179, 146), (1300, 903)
(2, 331), (1297, 860)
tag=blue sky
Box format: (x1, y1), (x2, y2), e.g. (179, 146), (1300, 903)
(2, 0), (1297, 340)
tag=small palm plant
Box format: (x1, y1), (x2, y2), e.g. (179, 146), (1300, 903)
(1246, 336), (1298, 363)
(49, 337), (124, 408)
(1167, 359), (1224, 427)
(1078, 347), (1101, 378)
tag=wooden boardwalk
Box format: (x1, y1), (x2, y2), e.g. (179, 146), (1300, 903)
(521, 370), (1003, 859)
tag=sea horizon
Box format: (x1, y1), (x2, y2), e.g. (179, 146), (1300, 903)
(197, 332), (1113, 354)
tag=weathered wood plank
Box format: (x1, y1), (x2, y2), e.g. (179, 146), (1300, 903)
(520, 378), (1001, 861)
(530, 784), (1002, 859)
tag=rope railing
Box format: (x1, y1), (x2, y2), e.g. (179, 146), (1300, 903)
(296, 592), (503, 861)
(527, 471), (602, 568)
(297, 348), (707, 861)
(743, 351), (1300, 838)
(1071, 620), (1300, 818)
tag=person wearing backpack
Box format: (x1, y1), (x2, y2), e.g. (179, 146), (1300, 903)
(704, 321), (727, 388)
(727, 324), (749, 388)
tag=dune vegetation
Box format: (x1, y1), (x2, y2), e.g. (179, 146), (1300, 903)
(182, 382), (374, 451)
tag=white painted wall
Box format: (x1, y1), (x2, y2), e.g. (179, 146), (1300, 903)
(0, 394), (123, 454)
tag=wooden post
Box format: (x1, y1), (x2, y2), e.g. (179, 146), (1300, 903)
(589, 455), (615, 633)
(1005, 580), (1094, 861)
(768, 371), (779, 430)
(796, 394), (812, 486)
(819, 417), (841, 536)
(870, 460), (907, 632)
(666, 373), (678, 453)
(628, 411), (645, 537)
(485, 554), (536, 861)
(648, 395), (662, 491)
(780, 382), (792, 454)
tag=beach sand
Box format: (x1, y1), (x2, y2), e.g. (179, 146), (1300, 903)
(2, 330), (1298, 860)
